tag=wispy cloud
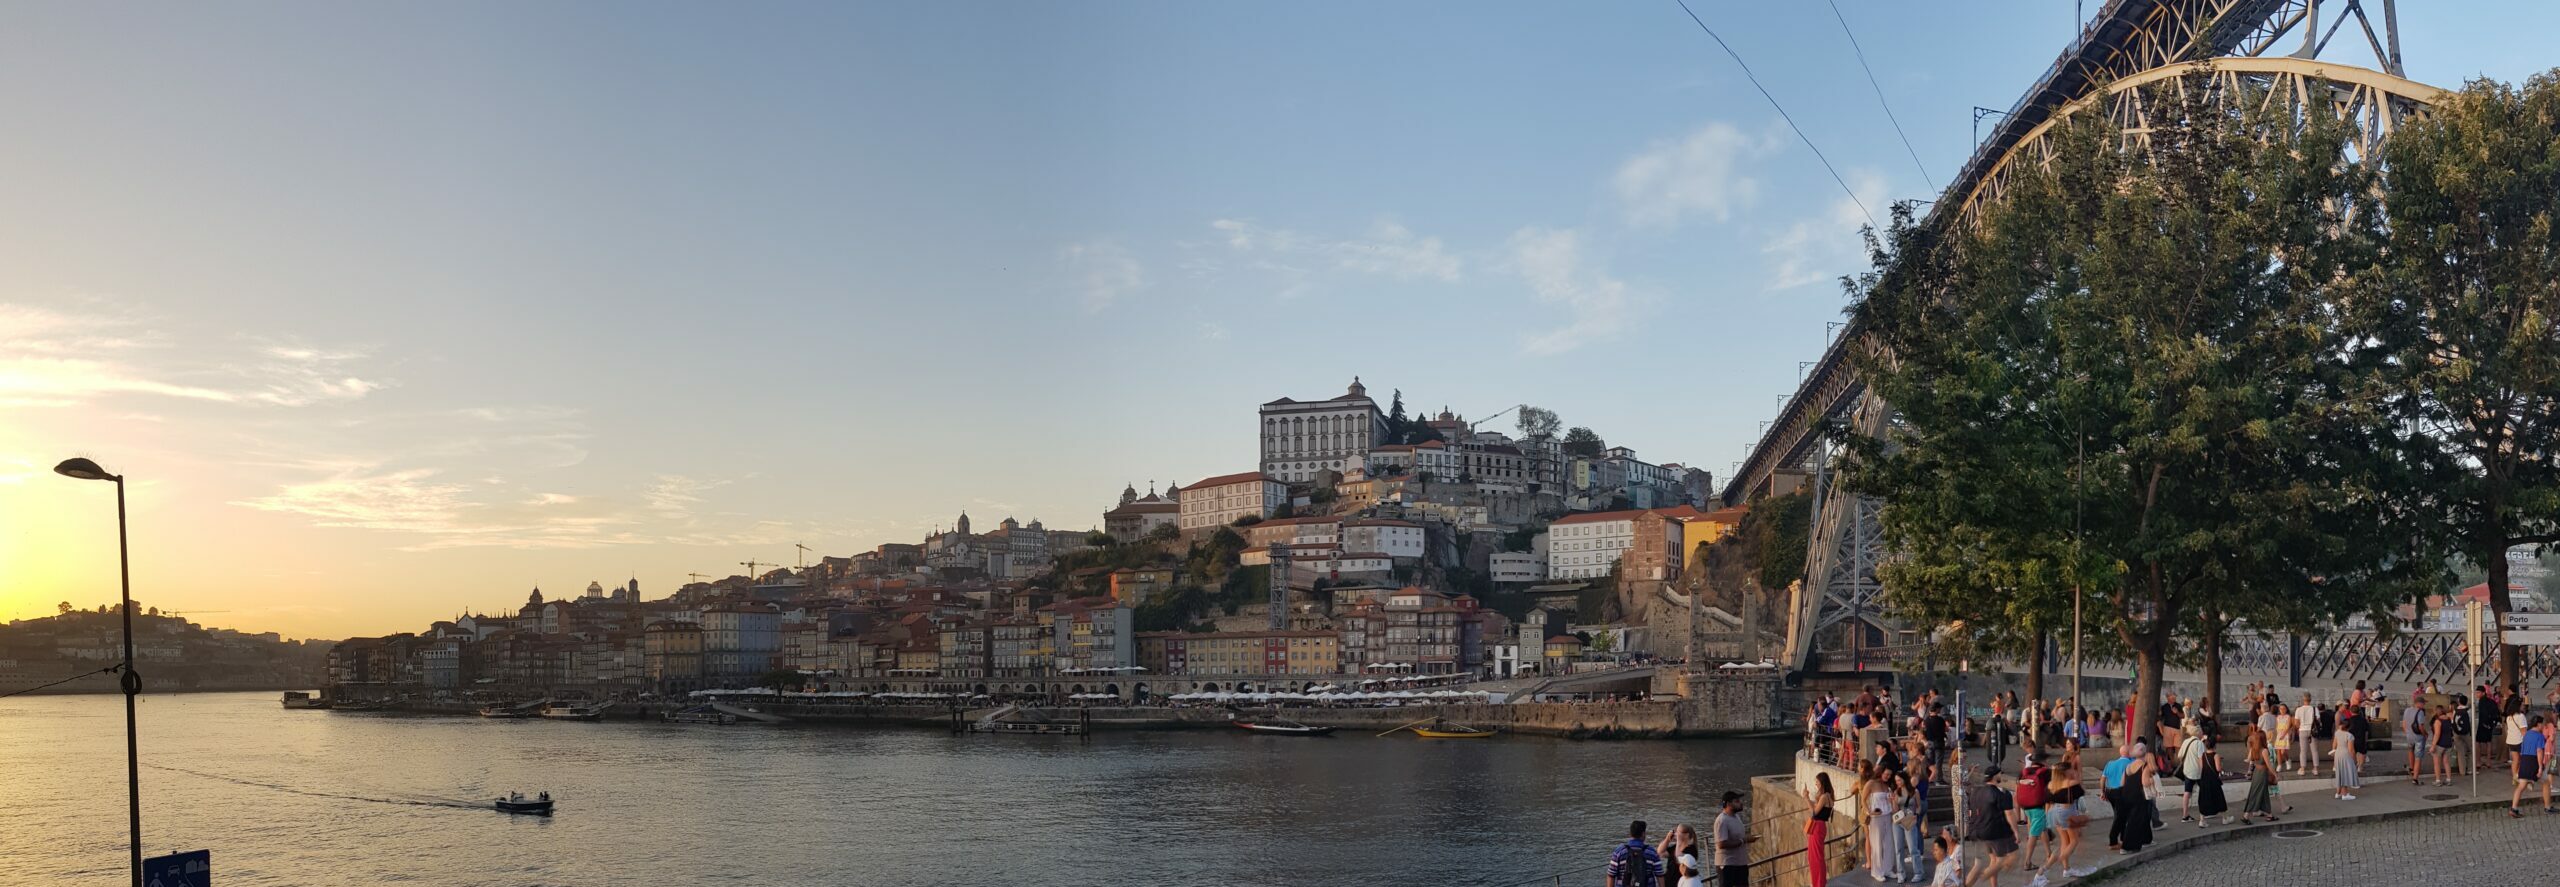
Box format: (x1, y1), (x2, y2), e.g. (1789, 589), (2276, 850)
(1209, 218), (1461, 281)
(0, 303), (385, 409)
(1613, 121), (1771, 228)
(524, 492), (579, 506)
(1505, 227), (1633, 356)
(1061, 241), (1144, 313)
(1764, 168), (1888, 292)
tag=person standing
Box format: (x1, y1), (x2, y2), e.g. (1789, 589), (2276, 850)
(1712, 791), (1754, 887)
(2505, 695), (2529, 774)
(2119, 742), (2157, 853)
(1962, 766), (2019, 887)
(1659, 823), (1702, 887)
(2271, 703), (2294, 772)
(2293, 693), (2319, 774)
(2430, 703), (2458, 786)
(1899, 772), (1930, 884)
(1929, 831), (1964, 887)
(2240, 726), (2279, 823)
(1806, 773), (1835, 887)
(2333, 712), (2361, 800)
(2102, 744), (2134, 851)
(1608, 820), (1665, 887)
(1867, 767), (1902, 882)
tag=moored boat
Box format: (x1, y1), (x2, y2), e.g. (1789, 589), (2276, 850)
(1412, 721), (1495, 738)
(477, 705), (537, 719)
(1232, 715), (1334, 736)
(280, 691), (330, 710)
(494, 791), (554, 816)
(540, 701), (608, 720)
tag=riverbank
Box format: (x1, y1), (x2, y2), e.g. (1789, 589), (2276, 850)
(346, 697), (1797, 738)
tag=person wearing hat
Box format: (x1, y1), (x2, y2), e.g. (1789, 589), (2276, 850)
(2012, 752), (2051, 876)
(1961, 764), (2020, 886)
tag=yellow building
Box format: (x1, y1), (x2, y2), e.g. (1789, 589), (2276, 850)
(1136, 630), (1341, 675)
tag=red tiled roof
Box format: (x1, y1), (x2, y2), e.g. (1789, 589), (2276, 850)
(1550, 508), (1653, 526)
(1188, 471), (1278, 490)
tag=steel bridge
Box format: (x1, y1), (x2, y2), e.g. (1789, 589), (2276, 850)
(1721, 0), (2446, 675)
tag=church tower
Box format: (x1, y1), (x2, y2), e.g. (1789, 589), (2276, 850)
(956, 512), (972, 536)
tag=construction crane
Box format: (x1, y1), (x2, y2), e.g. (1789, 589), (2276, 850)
(739, 560), (772, 581)
(794, 542), (814, 570)
(1468, 404), (1522, 433)
(685, 572), (713, 585)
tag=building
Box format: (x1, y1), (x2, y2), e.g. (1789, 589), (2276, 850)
(1136, 630), (1341, 676)
(1107, 567), (1176, 604)
(1259, 377), (1389, 483)
(1549, 506), (1719, 581)
(699, 605), (781, 683)
(1339, 519), (1425, 560)
(1177, 471), (1286, 534)
(1050, 597), (1137, 672)
(1490, 550), (1546, 584)
(1102, 483), (1181, 540)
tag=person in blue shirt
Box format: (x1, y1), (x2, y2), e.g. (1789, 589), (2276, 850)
(1605, 819), (1665, 887)
(2513, 715), (2554, 817)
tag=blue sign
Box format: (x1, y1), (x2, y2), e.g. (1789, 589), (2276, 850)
(143, 850), (209, 887)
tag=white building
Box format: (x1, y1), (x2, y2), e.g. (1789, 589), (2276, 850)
(1341, 519), (1426, 560)
(1178, 471), (1287, 534)
(1259, 377), (1389, 483)
(1546, 508), (1648, 580)
(1491, 550), (1546, 584)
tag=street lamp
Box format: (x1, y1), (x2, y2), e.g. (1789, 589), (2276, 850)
(55, 457), (142, 887)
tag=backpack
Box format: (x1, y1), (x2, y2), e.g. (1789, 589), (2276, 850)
(2180, 738), (2206, 780)
(2016, 765), (2048, 807)
(1612, 842), (1656, 887)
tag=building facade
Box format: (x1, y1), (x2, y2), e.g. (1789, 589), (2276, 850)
(1177, 471), (1287, 534)
(1258, 378), (1389, 483)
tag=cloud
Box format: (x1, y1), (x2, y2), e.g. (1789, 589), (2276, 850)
(1613, 122), (1770, 228)
(1061, 241), (1143, 313)
(0, 303), (384, 408)
(1764, 168), (1888, 292)
(524, 492), (579, 506)
(645, 474), (723, 520)
(1199, 322), (1229, 341)
(1505, 227), (1632, 356)
(1208, 218), (1462, 282)
(233, 466), (471, 533)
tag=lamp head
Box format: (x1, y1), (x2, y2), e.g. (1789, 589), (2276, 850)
(53, 457), (117, 482)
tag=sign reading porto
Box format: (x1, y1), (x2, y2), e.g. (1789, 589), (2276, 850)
(143, 850), (209, 887)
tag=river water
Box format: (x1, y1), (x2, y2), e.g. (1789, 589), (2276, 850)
(0, 691), (1793, 886)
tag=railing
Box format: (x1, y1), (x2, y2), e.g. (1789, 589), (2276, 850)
(1487, 814), (1865, 887)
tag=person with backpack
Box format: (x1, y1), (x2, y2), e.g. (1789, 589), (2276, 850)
(1607, 820), (1665, 887)
(2174, 727), (2207, 823)
(2012, 753), (2050, 879)
(1961, 766), (2019, 887)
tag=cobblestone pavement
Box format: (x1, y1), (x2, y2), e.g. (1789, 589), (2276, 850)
(2088, 805), (2560, 885)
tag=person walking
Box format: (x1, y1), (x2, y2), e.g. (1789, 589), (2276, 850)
(2511, 715), (2552, 818)
(2193, 735), (2230, 826)
(1608, 820), (1665, 887)
(1658, 823), (1702, 887)
(2043, 757), (2091, 880)
(2504, 696), (2529, 774)
(2240, 726), (2279, 822)
(1712, 791), (1754, 887)
(2012, 753), (2049, 878)
(1806, 773), (1835, 887)
(2174, 726), (2207, 823)
(2102, 744), (2134, 851)
(1961, 766), (2019, 887)
(2121, 742), (2158, 853)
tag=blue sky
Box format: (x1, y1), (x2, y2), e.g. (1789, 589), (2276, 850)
(4, 2), (2554, 637)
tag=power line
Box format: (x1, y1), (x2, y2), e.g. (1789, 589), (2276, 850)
(1826, 0), (1935, 191)
(0, 665), (118, 700)
(1670, 0), (1875, 228)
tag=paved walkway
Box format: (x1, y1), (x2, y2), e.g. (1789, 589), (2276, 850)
(1835, 762), (2549, 887)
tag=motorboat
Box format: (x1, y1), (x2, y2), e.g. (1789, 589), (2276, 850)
(1232, 716), (1335, 736)
(477, 704), (538, 719)
(494, 792), (554, 816)
(1412, 722), (1495, 739)
(540, 701), (608, 720)
(280, 691), (329, 710)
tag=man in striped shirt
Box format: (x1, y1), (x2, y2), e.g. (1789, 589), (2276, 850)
(1606, 820), (1664, 887)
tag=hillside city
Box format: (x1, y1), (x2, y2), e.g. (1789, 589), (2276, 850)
(326, 378), (1784, 700)
(0, 604), (329, 694)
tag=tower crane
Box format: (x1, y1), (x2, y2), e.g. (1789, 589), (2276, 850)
(1468, 404), (1522, 433)
(794, 542), (814, 570)
(685, 572), (713, 585)
(740, 560), (772, 581)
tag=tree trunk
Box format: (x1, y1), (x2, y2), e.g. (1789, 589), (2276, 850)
(2027, 629), (2046, 703)
(2131, 629), (2167, 752)
(2490, 550), (2520, 690)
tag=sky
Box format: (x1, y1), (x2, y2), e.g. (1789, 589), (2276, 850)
(5, 2), (2555, 641)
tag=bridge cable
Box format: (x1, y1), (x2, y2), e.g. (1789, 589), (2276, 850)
(1669, 0), (1875, 228)
(1824, 0), (1935, 192)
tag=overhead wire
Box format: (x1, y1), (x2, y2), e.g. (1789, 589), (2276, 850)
(1825, 0), (1935, 191)
(1670, 0), (1876, 227)
(0, 665), (118, 699)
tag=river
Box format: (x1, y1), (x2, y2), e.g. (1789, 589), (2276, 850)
(0, 691), (1794, 886)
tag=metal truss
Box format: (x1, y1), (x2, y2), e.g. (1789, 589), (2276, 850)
(1782, 393), (1893, 672)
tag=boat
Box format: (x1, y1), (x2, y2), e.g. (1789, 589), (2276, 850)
(477, 705), (537, 719)
(1412, 722), (1496, 739)
(280, 691), (330, 710)
(1232, 715), (1335, 736)
(662, 706), (738, 725)
(540, 701), (608, 720)
(493, 792), (554, 816)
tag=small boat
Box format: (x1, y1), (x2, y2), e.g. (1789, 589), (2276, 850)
(280, 691), (330, 710)
(494, 792), (554, 816)
(1233, 716), (1335, 736)
(1413, 723), (1496, 739)
(540, 701), (608, 720)
(477, 705), (537, 719)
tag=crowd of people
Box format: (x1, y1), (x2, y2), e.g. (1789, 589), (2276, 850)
(1748, 678), (2560, 887)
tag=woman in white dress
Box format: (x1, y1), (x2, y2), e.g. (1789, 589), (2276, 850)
(1866, 774), (1901, 881)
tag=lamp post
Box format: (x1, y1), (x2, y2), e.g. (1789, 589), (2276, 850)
(55, 457), (141, 887)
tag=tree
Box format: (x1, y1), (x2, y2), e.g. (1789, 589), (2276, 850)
(757, 668), (807, 690)
(57, 601), (72, 616)
(1087, 531), (1116, 547)
(2354, 72), (2560, 688)
(1561, 427), (1606, 458)
(1517, 405), (1562, 442)
(1847, 75), (2428, 748)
